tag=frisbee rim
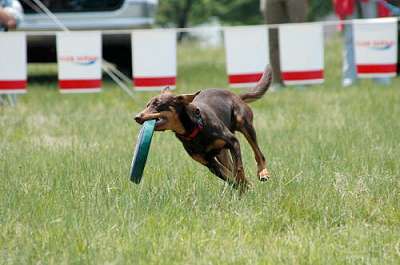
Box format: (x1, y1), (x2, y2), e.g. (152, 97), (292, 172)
(130, 119), (156, 184)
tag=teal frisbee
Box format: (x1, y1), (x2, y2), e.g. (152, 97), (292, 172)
(130, 119), (156, 184)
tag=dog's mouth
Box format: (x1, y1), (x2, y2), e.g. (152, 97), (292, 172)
(135, 112), (166, 127)
(135, 111), (171, 131)
(154, 117), (168, 130)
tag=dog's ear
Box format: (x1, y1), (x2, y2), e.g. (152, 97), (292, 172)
(176, 91), (200, 105)
(161, 86), (173, 95)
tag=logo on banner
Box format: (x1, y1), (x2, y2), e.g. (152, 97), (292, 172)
(59, 55), (99, 65)
(356, 40), (395, 51)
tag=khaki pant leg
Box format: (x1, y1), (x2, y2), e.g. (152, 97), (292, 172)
(286, 0), (308, 22)
(264, 1), (288, 84)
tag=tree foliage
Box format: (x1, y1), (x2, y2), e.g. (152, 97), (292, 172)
(156, 0), (263, 28)
(308, 0), (333, 20)
(156, 0), (333, 28)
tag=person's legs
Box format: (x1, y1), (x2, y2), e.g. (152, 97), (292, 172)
(342, 17), (357, 87)
(286, 0), (308, 89)
(287, 0), (308, 23)
(398, 21), (400, 76)
(264, 0), (288, 86)
(360, 0), (377, 18)
(361, 0), (391, 84)
(342, 2), (383, 87)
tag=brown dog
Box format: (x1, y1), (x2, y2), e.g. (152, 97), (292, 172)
(135, 66), (272, 190)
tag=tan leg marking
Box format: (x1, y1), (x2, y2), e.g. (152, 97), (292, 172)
(240, 127), (271, 181)
(191, 154), (207, 165)
(206, 139), (226, 152)
(258, 168), (270, 181)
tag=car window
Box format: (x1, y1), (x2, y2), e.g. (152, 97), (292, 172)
(22, 0), (125, 14)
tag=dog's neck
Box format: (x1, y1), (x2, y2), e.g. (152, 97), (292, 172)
(175, 107), (203, 141)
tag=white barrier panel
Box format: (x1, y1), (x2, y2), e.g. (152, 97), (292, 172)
(132, 30), (177, 91)
(279, 23), (324, 85)
(353, 18), (398, 78)
(224, 26), (269, 88)
(56, 32), (102, 93)
(0, 33), (27, 94)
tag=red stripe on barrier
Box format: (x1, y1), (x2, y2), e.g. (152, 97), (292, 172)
(59, 79), (101, 89)
(282, 70), (324, 81)
(133, 76), (176, 87)
(357, 64), (397, 74)
(229, 73), (263, 84)
(0, 80), (27, 89)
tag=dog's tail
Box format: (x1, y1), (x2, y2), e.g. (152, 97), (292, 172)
(239, 65), (272, 103)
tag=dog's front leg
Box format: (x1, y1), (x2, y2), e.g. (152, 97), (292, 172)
(190, 153), (235, 186)
(228, 137), (250, 192)
(215, 149), (233, 178)
(206, 158), (237, 187)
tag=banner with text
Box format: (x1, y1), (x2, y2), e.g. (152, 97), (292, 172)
(0, 33), (27, 94)
(132, 30), (177, 91)
(279, 23), (324, 85)
(353, 18), (398, 78)
(224, 26), (269, 88)
(56, 31), (102, 93)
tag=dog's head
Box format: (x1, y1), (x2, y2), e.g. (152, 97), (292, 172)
(134, 87), (200, 134)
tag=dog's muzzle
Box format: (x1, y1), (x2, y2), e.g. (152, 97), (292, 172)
(134, 114), (145, 124)
(134, 112), (163, 126)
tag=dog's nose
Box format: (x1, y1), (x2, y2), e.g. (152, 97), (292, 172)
(134, 113), (144, 124)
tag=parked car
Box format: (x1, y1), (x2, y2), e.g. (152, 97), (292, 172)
(19, 0), (158, 72)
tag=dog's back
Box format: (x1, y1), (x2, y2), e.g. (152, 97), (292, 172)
(192, 65), (272, 130)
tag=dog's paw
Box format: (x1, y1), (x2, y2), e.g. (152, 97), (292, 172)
(258, 169), (270, 181)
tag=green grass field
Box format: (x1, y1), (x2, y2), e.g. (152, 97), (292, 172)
(1, 37), (400, 264)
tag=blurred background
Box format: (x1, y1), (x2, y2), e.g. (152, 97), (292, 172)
(19, 0), (333, 73)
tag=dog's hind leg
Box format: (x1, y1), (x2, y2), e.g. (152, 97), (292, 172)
(215, 149), (234, 179)
(207, 158), (236, 186)
(226, 137), (250, 192)
(206, 148), (249, 191)
(239, 121), (270, 181)
(191, 152), (236, 186)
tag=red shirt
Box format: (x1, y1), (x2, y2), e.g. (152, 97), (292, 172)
(332, 0), (391, 19)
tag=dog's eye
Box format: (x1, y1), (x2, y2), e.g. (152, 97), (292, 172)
(156, 103), (166, 111)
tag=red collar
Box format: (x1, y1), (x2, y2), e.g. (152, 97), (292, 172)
(176, 109), (204, 141)
(177, 123), (203, 141)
